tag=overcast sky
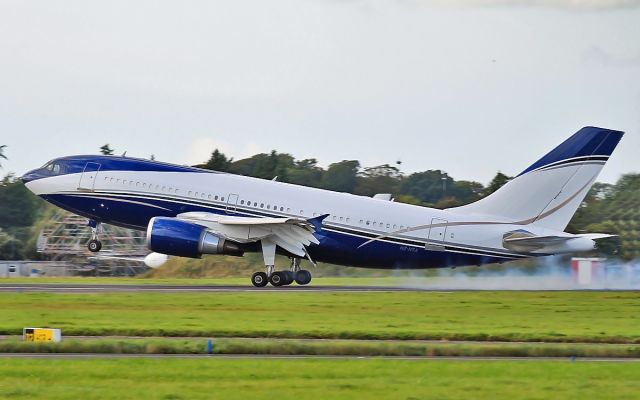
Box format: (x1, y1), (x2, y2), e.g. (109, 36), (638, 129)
(1, 0), (638, 184)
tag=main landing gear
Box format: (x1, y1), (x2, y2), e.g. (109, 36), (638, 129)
(87, 220), (102, 253)
(250, 260), (312, 288)
(251, 239), (312, 287)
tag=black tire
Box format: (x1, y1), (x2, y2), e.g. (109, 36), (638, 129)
(282, 271), (295, 285)
(251, 272), (268, 288)
(88, 239), (102, 253)
(294, 270), (312, 285)
(269, 271), (286, 287)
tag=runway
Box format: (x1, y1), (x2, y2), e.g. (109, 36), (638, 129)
(0, 283), (635, 293)
(0, 283), (432, 293)
(1, 353), (639, 362)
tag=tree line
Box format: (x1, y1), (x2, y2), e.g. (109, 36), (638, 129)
(195, 148), (512, 209)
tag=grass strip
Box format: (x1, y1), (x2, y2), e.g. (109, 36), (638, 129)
(2, 358), (639, 400)
(1, 338), (640, 358)
(0, 291), (638, 344)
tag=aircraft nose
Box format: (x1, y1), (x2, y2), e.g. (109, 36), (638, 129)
(21, 169), (40, 185)
(21, 172), (34, 184)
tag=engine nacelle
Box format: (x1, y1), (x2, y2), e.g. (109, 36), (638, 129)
(147, 217), (244, 258)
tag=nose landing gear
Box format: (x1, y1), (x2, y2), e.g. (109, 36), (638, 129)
(87, 220), (103, 253)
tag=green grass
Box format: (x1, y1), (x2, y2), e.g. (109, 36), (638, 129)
(1, 358), (639, 399)
(0, 291), (638, 343)
(1, 337), (639, 358)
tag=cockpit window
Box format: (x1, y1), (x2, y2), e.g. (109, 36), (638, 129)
(43, 162), (62, 175)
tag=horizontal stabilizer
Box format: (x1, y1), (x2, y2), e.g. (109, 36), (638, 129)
(502, 230), (610, 253)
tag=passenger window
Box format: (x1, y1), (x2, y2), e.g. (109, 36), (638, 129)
(366, 221), (370, 225)
(195, 192), (198, 197)
(386, 223), (390, 228)
(254, 202), (258, 207)
(261, 203), (264, 208)
(201, 193), (205, 198)
(340, 217), (343, 221)
(280, 207), (284, 211)
(287, 208), (291, 212)
(267, 205), (271, 209)
(221, 197), (224, 202)
(241, 200), (245, 205)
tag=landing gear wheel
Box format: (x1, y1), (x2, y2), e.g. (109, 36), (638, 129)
(269, 271), (287, 287)
(251, 272), (268, 288)
(87, 239), (102, 253)
(282, 271), (295, 285)
(294, 270), (312, 285)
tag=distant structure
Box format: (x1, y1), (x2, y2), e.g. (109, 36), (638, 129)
(37, 211), (149, 276)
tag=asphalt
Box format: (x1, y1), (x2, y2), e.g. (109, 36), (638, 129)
(1, 353), (639, 362)
(0, 283), (454, 292)
(0, 283), (635, 293)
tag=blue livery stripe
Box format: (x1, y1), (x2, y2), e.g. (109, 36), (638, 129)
(518, 126), (623, 177)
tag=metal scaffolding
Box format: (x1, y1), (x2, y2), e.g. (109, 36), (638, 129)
(37, 211), (149, 276)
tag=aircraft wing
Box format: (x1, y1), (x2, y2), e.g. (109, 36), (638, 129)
(177, 212), (322, 257)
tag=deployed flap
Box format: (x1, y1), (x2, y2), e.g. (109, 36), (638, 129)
(177, 212), (320, 257)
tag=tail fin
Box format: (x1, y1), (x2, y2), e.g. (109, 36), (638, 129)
(451, 126), (624, 230)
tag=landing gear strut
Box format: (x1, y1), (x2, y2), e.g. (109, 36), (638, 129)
(87, 220), (102, 253)
(250, 239), (312, 288)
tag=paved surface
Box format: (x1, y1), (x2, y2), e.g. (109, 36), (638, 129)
(1, 353), (639, 362)
(0, 283), (460, 292)
(0, 283), (636, 293)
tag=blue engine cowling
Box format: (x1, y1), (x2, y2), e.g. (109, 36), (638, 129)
(147, 217), (243, 258)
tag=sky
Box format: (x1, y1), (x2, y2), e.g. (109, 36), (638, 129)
(0, 0), (638, 185)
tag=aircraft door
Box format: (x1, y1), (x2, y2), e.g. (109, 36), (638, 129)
(226, 193), (239, 214)
(427, 218), (448, 246)
(78, 162), (101, 191)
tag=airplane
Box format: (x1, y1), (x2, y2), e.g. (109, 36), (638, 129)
(21, 126), (623, 287)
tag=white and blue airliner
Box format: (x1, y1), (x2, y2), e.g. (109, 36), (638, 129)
(22, 126), (623, 287)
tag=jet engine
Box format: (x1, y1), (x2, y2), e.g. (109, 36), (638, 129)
(147, 217), (244, 258)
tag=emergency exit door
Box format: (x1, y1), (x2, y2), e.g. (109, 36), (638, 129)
(427, 218), (448, 245)
(78, 162), (101, 191)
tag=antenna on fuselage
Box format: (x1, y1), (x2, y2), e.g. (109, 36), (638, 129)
(121, 151), (127, 157)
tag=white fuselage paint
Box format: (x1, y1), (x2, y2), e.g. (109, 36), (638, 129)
(25, 167), (586, 265)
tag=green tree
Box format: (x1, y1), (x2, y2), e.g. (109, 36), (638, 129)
(484, 172), (511, 196)
(322, 160), (360, 192)
(202, 149), (233, 172)
(0, 145), (6, 168)
(354, 164), (402, 196)
(449, 180), (484, 205)
(399, 170), (453, 205)
(0, 174), (42, 229)
(286, 159), (324, 188)
(100, 144), (115, 155)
